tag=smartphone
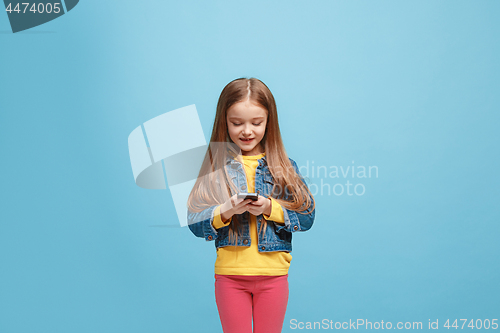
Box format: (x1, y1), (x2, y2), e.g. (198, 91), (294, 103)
(237, 193), (259, 201)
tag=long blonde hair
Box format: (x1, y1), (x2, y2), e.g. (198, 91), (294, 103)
(187, 77), (315, 243)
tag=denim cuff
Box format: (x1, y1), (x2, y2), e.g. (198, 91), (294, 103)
(202, 206), (219, 241)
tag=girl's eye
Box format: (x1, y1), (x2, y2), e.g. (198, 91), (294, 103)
(231, 122), (262, 126)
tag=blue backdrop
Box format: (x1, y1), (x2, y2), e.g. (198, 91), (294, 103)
(1, 1), (499, 332)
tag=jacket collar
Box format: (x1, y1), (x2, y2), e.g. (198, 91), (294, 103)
(225, 151), (267, 166)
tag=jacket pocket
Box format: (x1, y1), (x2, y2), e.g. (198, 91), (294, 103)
(262, 173), (275, 196)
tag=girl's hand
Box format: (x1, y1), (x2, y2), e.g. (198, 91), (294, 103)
(220, 194), (253, 222)
(246, 195), (272, 217)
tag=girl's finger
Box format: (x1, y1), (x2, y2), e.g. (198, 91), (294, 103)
(238, 199), (252, 207)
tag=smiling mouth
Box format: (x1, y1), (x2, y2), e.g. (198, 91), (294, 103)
(240, 138), (254, 143)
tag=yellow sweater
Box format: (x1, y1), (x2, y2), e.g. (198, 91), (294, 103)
(211, 152), (292, 276)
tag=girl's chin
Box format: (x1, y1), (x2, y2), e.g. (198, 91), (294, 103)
(239, 145), (254, 151)
(237, 144), (255, 152)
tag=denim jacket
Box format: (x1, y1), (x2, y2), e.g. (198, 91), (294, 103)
(187, 154), (315, 253)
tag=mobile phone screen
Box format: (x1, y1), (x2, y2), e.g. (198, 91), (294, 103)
(237, 193), (258, 201)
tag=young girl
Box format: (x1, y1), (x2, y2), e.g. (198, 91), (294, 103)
(187, 77), (315, 333)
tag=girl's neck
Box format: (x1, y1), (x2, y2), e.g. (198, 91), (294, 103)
(240, 144), (265, 156)
(242, 152), (265, 156)
(240, 152), (266, 158)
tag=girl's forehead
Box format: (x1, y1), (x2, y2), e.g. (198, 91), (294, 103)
(227, 101), (268, 119)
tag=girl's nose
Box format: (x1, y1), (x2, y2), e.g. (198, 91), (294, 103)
(242, 124), (252, 135)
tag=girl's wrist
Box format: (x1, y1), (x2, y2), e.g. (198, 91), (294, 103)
(220, 203), (233, 222)
(265, 198), (272, 216)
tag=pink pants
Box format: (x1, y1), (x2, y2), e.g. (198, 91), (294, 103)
(214, 274), (289, 333)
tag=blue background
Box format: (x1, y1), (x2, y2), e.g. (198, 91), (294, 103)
(1, 1), (499, 332)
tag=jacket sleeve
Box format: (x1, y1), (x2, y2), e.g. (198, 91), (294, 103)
(187, 205), (221, 241)
(274, 158), (315, 233)
(263, 197), (285, 224)
(212, 205), (232, 229)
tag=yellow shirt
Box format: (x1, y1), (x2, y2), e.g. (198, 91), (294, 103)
(211, 152), (292, 276)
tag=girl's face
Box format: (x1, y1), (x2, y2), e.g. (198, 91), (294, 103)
(226, 100), (268, 156)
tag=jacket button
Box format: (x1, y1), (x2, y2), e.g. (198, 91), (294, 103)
(261, 246), (266, 250)
(256, 190), (260, 194)
(240, 185), (245, 191)
(231, 164), (238, 169)
(207, 235), (213, 240)
(293, 225), (299, 231)
(243, 239), (249, 245)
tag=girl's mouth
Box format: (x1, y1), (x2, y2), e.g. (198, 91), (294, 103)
(240, 138), (254, 143)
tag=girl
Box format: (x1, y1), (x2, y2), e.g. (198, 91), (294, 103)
(187, 77), (315, 333)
